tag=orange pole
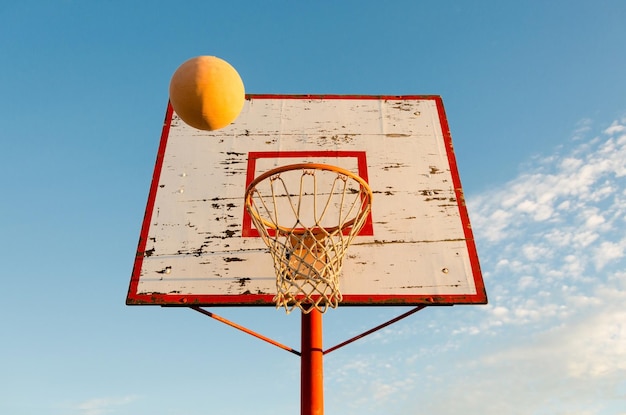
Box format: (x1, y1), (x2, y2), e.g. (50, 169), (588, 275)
(301, 308), (324, 415)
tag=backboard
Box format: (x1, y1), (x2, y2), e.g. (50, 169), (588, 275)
(126, 95), (486, 306)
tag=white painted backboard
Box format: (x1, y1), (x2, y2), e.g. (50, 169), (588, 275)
(127, 95), (486, 306)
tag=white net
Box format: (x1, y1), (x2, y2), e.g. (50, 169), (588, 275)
(245, 164), (373, 314)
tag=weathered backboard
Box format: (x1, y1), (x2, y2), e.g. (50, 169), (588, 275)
(127, 95), (486, 306)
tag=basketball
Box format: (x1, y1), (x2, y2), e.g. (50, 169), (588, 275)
(169, 56), (245, 131)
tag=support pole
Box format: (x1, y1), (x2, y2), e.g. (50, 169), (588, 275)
(301, 309), (324, 415)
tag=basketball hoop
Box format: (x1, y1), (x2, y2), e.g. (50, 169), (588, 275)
(244, 163), (373, 314)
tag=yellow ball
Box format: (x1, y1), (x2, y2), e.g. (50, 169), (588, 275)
(169, 56), (245, 131)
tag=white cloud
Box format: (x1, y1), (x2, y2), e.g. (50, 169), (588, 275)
(563, 309), (626, 378)
(391, 288), (626, 415)
(481, 298), (626, 378)
(438, 116), (626, 413)
(467, 116), (626, 326)
(74, 395), (138, 415)
(594, 240), (625, 270)
(522, 244), (550, 261)
(468, 123), (626, 255)
(517, 275), (537, 290)
(604, 120), (626, 135)
(585, 212), (606, 228)
(572, 117), (593, 140)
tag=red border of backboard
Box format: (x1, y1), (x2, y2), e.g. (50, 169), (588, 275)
(126, 95), (487, 307)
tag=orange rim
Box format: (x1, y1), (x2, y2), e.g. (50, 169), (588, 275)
(244, 163), (373, 235)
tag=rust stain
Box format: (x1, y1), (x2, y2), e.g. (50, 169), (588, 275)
(352, 238), (466, 246)
(316, 134), (356, 145)
(390, 102), (414, 111)
(421, 189), (444, 197)
(382, 163), (405, 171)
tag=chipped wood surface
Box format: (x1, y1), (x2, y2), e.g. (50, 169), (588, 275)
(127, 95), (486, 306)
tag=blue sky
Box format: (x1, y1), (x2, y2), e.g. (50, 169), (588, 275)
(1, 1), (625, 414)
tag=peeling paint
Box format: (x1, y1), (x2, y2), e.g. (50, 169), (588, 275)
(224, 257), (245, 262)
(429, 166), (441, 175)
(127, 96), (485, 307)
(236, 277), (251, 286)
